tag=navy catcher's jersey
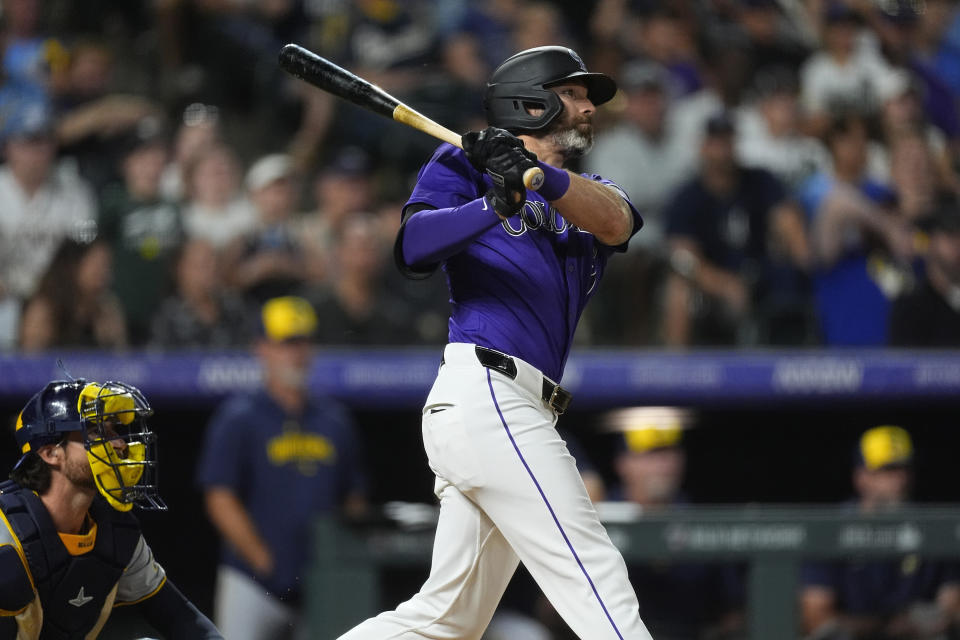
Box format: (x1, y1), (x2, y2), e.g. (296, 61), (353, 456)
(0, 482), (167, 640)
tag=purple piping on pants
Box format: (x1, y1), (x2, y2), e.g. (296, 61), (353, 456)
(485, 369), (625, 640)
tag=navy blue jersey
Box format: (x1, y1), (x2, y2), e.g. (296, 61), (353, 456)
(665, 167), (787, 272)
(802, 555), (960, 616)
(196, 391), (366, 602)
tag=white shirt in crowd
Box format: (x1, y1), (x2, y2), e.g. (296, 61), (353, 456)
(800, 31), (898, 116)
(181, 198), (258, 249)
(0, 162), (97, 300)
(736, 107), (832, 188)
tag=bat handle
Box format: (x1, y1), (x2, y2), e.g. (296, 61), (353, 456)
(523, 166), (544, 191)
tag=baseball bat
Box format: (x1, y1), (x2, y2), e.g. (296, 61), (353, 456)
(278, 44), (545, 191)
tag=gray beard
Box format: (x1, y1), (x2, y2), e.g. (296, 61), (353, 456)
(548, 126), (593, 160)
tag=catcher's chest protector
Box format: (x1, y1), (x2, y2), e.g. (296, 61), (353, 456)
(0, 481), (140, 640)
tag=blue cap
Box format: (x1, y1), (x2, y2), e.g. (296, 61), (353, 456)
(0, 96), (54, 143)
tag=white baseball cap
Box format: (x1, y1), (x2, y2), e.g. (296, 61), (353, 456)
(245, 153), (293, 191)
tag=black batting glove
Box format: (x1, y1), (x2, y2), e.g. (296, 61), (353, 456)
(462, 127), (525, 171)
(462, 127), (538, 218)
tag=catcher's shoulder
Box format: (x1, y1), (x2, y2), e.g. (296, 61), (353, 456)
(0, 542), (33, 615)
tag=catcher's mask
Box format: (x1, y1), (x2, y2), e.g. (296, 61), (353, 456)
(15, 379), (166, 511)
(483, 46), (617, 132)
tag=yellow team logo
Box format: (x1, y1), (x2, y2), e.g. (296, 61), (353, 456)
(267, 421), (336, 476)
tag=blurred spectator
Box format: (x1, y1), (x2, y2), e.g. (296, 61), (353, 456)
(181, 142), (257, 250)
(334, 0), (438, 76)
(53, 38), (162, 193)
(511, 1), (574, 52)
(629, 7), (702, 97)
(599, 409), (744, 640)
(798, 114), (915, 345)
(886, 129), (941, 223)
(0, 101), (97, 304)
(433, 0), (522, 70)
(0, 0), (68, 106)
(662, 112), (812, 346)
(98, 115), (183, 345)
(19, 238), (126, 351)
(868, 71), (960, 195)
(669, 39), (753, 173)
(297, 146), (376, 283)
(799, 3), (900, 138)
(376, 31), (490, 183)
(582, 60), (703, 346)
(177, 0), (307, 157)
(585, 60), (689, 245)
(305, 214), (414, 345)
(303, 0), (438, 153)
(736, 66), (831, 189)
(150, 239), (254, 349)
(0, 286), (17, 350)
(159, 102), (223, 202)
(889, 203), (960, 346)
(869, 0), (960, 143)
(913, 0), (960, 103)
(729, 0), (811, 80)
(801, 425), (960, 640)
(223, 153), (311, 304)
(197, 296), (368, 640)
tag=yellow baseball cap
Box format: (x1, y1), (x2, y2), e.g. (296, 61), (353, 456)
(260, 296), (317, 342)
(624, 426), (683, 453)
(608, 407), (689, 454)
(858, 425), (913, 470)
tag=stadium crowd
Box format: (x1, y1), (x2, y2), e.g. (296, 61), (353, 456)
(2, 0), (960, 353)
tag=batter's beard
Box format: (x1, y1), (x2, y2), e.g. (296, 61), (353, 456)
(543, 118), (593, 161)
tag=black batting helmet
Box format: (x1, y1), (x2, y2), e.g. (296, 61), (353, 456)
(483, 46), (618, 132)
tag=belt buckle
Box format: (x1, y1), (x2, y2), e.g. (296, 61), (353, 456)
(548, 384), (572, 414)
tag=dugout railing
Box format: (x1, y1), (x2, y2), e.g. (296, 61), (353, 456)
(308, 505), (960, 639)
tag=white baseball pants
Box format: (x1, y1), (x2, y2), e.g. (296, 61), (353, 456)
(337, 343), (652, 640)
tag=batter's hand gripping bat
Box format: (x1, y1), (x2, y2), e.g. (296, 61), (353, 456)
(278, 43), (545, 191)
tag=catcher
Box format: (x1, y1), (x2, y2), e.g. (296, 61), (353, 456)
(0, 379), (222, 639)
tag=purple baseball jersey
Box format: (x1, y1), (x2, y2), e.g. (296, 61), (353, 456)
(404, 143), (643, 382)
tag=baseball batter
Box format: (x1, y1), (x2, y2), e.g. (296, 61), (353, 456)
(337, 46), (652, 640)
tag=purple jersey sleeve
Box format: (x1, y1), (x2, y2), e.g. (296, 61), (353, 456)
(405, 143), (487, 211)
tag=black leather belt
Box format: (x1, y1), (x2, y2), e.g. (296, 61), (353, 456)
(472, 345), (573, 414)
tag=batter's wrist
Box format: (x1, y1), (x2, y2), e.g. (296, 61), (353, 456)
(536, 162), (570, 201)
(483, 193), (515, 221)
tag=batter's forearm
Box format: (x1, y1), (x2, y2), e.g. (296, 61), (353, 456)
(401, 197), (503, 267)
(551, 173), (633, 245)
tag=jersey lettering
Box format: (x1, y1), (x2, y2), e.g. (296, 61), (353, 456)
(502, 201), (583, 237)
